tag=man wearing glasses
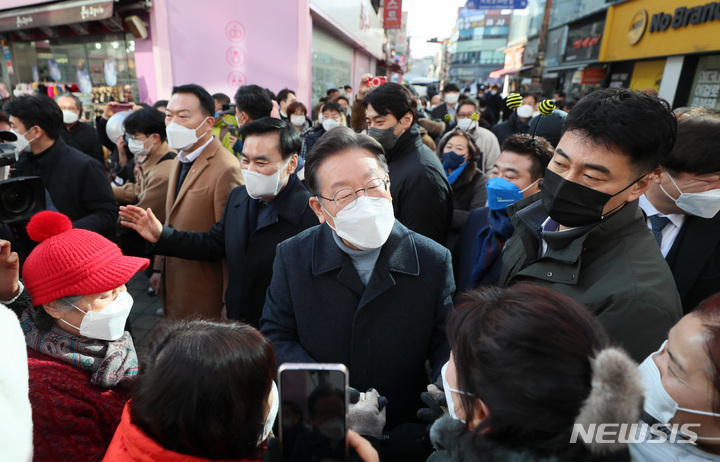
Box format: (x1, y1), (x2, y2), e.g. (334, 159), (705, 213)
(260, 126), (453, 460)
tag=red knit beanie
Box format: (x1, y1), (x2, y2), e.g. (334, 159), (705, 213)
(22, 211), (150, 306)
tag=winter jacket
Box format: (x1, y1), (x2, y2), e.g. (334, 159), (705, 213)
(498, 194), (683, 362)
(60, 121), (105, 165)
(385, 124), (453, 245)
(13, 137), (118, 240)
(27, 348), (129, 461)
(447, 160), (488, 231)
(103, 403), (262, 462)
(0, 305), (32, 462)
(427, 416), (630, 462)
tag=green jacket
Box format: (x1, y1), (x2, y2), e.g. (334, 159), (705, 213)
(499, 194), (682, 362)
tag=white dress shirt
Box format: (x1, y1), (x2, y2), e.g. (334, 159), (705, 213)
(177, 135), (214, 163)
(639, 195), (686, 258)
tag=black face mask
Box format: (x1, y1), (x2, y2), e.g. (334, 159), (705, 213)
(539, 169), (643, 228)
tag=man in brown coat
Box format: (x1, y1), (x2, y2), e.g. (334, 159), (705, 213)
(154, 84), (243, 319)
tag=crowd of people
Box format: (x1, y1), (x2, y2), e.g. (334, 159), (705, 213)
(1, 73), (720, 462)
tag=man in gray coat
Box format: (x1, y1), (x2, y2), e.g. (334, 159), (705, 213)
(499, 88), (682, 362)
(260, 126), (453, 460)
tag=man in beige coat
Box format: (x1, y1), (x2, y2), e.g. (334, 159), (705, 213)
(154, 84), (243, 319)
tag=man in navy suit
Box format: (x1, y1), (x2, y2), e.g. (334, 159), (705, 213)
(260, 126), (453, 460)
(119, 117), (318, 326)
(639, 108), (720, 314)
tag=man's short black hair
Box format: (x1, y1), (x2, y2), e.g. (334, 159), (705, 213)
(457, 99), (478, 113)
(520, 91), (537, 104)
(277, 88), (295, 104)
(662, 108), (720, 175)
(363, 82), (417, 124)
(153, 100), (168, 110)
(554, 91), (566, 99)
(321, 101), (343, 115)
(123, 108), (168, 143)
(239, 117), (300, 161)
(212, 93), (231, 105)
(172, 84), (215, 118)
(501, 133), (554, 180)
(305, 126), (388, 197)
(4, 95), (62, 139)
(336, 96), (349, 106)
(326, 88), (339, 96)
(562, 88), (677, 174)
(442, 83), (460, 93)
(234, 84), (273, 121)
(344, 85), (352, 91)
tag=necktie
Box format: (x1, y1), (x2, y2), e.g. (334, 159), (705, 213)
(650, 215), (670, 247)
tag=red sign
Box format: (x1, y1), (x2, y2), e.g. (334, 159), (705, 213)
(581, 68), (606, 85)
(384, 0), (402, 29)
(572, 34), (602, 51)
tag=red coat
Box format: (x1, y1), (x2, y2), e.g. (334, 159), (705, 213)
(27, 348), (129, 461)
(103, 403), (262, 462)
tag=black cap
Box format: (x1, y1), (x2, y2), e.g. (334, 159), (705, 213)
(0, 130), (17, 142)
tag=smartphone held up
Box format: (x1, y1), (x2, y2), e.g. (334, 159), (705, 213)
(279, 363), (349, 462)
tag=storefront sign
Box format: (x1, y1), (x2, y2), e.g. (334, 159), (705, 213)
(465, 0), (528, 10)
(600, 0), (720, 62)
(688, 54), (720, 109)
(504, 46), (525, 72)
(581, 68), (606, 85)
(0, 0), (114, 32)
(565, 18), (605, 62)
(649, 4), (720, 33)
(383, 0), (402, 29)
(4, 46), (13, 75)
(630, 59), (665, 91)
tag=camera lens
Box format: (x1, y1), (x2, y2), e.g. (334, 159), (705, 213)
(2, 183), (33, 216)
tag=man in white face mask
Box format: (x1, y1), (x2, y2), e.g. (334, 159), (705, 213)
(260, 126), (454, 457)
(430, 83), (461, 135)
(55, 93), (104, 164)
(5, 95), (117, 239)
(639, 108), (720, 314)
(633, 296), (720, 461)
(119, 117), (318, 327)
(153, 84), (243, 320)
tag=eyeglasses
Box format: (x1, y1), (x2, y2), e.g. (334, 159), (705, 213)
(319, 177), (389, 210)
(322, 113), (341, 121)
(456, 112), (475, 118)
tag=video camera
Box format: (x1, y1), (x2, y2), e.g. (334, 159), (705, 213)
(0, 131), (48, 261)
(218, 103), (239, 137)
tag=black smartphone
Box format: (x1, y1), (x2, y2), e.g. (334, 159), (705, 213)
(278, 363), (349, 462)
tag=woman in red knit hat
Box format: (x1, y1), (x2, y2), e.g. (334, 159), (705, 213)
(103, 320), (277, 461)
(19, 210), (149, 461)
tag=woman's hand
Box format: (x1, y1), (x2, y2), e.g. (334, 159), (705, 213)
(0, 240), (20, 300)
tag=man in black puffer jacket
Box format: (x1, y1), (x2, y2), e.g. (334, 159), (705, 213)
(363, 83), (453, 246)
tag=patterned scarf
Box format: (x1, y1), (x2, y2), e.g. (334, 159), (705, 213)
(20, 307), (139, 388)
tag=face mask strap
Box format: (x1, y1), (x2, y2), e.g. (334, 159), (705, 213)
(521, 178), (540, 193)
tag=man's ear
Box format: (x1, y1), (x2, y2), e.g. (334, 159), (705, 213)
(627, 172), (653, 202)
(287, 154), (298, 175)
(309, 197), (326, 224)
(651, 166), (664, 184)
(468, 398), (491, 430)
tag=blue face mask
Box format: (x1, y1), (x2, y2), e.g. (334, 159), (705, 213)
(487, 177), (538, 211)
(443, 151), (466, 170)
